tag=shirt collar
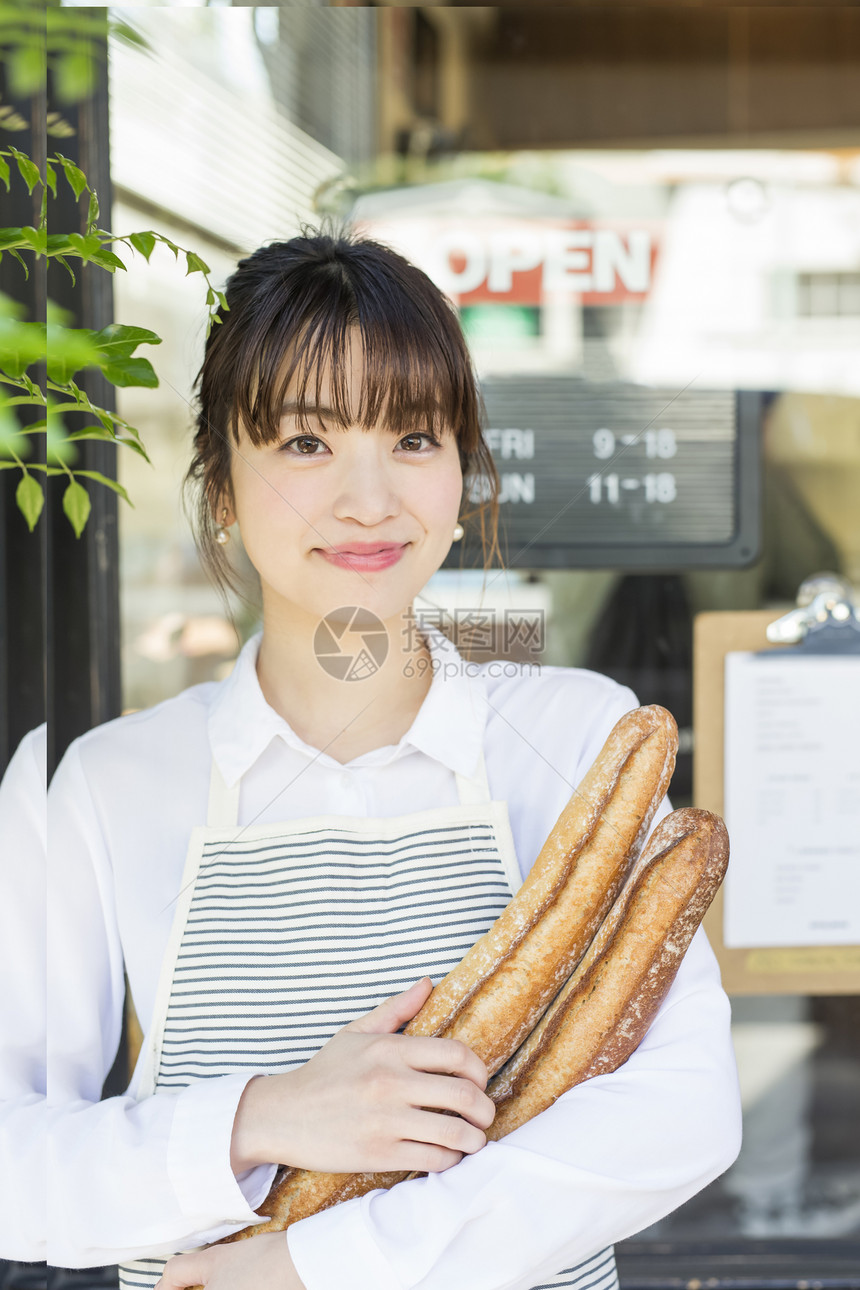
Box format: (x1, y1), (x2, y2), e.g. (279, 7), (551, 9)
(207, 622), (488, 788)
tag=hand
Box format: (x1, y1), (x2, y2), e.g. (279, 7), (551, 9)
(230, 977), (495, 1175)
(156, 1232), (304, 1290)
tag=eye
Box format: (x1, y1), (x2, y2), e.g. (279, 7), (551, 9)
(399, 432), (442, 451)
(279, 435), (328, 456)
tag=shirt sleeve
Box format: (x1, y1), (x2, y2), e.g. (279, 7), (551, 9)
(44, 740), (277, 1269)
(0, 726), (48, 1263)
(287, 927), (741, 1290)
(286, 679), (742, 1290)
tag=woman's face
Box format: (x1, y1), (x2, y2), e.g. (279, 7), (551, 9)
(226, 335), (464, 632)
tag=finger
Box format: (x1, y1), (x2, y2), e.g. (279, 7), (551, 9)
(349, 977), (433, 1036)
(157, 1252), (209, 1289)
(408, 1072), (496, 1129)
(390, 1140), (464, 1174)
(399, 1035), (489, 1089)
(403, 1106), (488, 1156)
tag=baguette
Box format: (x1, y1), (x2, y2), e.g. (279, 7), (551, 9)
(220, 704), (677, 1241)
(487, 807), (729, 1139)
(403, 704), (678, 1070)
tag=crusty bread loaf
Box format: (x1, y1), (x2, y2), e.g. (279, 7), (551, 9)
(219, 705), (677, 1242)
(402, 705), (678, 1071)
(487, 808), (729, 1138)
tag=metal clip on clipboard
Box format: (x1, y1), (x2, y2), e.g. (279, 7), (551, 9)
(763, 572), (860, 656)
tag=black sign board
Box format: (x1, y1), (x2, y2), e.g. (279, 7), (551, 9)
(446, 379), (761, 571)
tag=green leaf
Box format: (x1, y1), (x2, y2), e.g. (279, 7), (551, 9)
(87, 189), (99, 228)
(45, 161), (57, 197)
(128, 231), (156, 261)
(19, 226), (47, 255)
(49, 402), (95, 417)
(0, 291), (25, 321)
(54, 51), (97, 106)
(47, 300), (75, 327)
(71, 469), (133, 505)
(90, 323), (162, 360)
(46, 113), (77, 142)
(46, 423), (77, 466)
(100, 355), (158, 389)
(8, 42), (46, 99)
(185, 250), (211, 276)
(62, 425), (151, 460)
(54, 255), (75, 285)
(162, 239), (180, 260)
(46, 9), (110, 38)
(0, 228), (26, 251)
(0, 318), (47, 378)
(0, 401), (25, 460)
(67, 232), (102, 260)
(8, 249), (29, 280)
(55, 155), (88, 201)
(216, 291), (229, 312)
(11, 149), (41, 195)
(88, 246), (126, 272)
(109, 20), (148, 51)
(0, 157), (9, 192)
(63, 478), (91, 536)
(16, 473), (44, 531)
(64, 424), (118, 443)
(93, 411), (149, 453)
(115, 433), (151, 462)
(46, 323), (103, 383)
(46, 233), (75, 254)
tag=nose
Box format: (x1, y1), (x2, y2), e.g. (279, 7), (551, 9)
(331, 437), (401, 526)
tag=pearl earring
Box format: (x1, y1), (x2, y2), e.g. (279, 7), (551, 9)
(214, 508), (231, 545)
(452, 523), (464, 541)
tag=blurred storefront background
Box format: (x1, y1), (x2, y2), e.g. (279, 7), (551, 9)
(58, 1), (860, 1282)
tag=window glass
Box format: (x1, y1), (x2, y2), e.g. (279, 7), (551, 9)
(107, 2), (860, 1247)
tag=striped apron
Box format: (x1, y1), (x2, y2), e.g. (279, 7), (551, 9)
(119, 749), (617, 1290)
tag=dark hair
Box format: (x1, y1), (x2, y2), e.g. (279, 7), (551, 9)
(184, 226), (503, 598)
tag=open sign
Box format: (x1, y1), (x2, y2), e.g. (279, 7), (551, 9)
(425, 223), (659, 305)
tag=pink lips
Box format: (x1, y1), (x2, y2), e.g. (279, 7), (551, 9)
(316, 543), (407, 572)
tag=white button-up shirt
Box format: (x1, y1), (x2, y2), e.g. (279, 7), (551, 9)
(2, 625), (741, 1285)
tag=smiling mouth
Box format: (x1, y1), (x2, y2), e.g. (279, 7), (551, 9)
(320, 544), (406, 556)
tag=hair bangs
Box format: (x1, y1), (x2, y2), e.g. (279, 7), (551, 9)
(234, 260), (463, 448)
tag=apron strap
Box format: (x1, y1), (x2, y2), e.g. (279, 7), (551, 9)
(455, 746), (492, 807)
(207, 757), (241, 828)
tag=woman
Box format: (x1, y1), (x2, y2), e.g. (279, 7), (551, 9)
(34, 231), (740, 1290)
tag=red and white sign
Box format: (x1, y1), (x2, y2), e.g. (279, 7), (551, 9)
(355, 216), (660, 305)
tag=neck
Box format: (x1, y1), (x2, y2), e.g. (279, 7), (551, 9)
(255, 600), (434, 765)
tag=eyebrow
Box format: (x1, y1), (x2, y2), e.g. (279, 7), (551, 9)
(281, 402), (338, 419)
(280, 402), (406, 434)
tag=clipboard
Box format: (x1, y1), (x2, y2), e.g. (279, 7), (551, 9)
(693, 574), (860, 996)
